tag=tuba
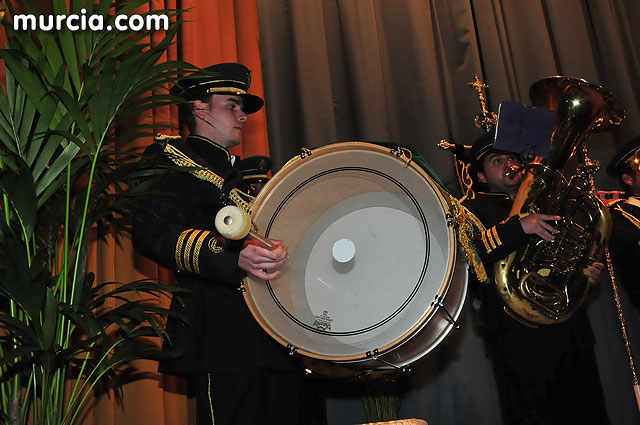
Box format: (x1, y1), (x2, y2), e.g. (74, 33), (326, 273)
(494, 76), (625, 326)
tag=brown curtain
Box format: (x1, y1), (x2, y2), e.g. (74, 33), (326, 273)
(255, 1), (640, 424)
(257, 0), (640, 192)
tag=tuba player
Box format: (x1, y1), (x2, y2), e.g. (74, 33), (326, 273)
(460, 130), (608, 425)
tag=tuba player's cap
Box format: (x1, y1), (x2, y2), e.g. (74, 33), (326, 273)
(468, 130), (497, 169)
(170, 63), (264, 114)
(607, 135), (640, 176)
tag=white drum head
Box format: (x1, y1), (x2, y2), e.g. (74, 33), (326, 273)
(243, 142), (465, 365)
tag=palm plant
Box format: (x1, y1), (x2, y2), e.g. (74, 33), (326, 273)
(0, 0), (193, 424)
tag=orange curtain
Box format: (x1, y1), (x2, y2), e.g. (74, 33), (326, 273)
(85, 1), (270, 424)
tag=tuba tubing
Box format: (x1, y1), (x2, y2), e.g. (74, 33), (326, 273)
(494, 76), (625, 326)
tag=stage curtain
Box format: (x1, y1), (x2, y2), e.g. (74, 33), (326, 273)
(257, 0), (640, 193)
(255, 1), (640, 425)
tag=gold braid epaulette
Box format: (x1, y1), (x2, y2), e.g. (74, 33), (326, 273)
(613, 203), (640, 232)
(162, 142), (255, 213)
(448, 195), (489, 283)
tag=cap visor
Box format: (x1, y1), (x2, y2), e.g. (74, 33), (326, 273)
(241, 94), (264, 114)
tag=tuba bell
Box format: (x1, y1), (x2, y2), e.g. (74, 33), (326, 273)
(494, 76), (625, 326)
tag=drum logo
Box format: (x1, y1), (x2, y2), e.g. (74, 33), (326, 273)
(312, 311), (333, 331)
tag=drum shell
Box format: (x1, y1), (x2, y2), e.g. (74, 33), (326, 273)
(242, 142), (467, 375)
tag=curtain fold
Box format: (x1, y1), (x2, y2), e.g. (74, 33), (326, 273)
(258, 0), (640, 192)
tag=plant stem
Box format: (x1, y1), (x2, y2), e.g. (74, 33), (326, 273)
(0, 154), (11, 419)
(65, 345), (94, 421)
(31, 364), (38, 425)
(64, 338), (118, 425)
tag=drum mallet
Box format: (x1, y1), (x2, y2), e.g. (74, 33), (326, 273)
(214, 205), (276, 249)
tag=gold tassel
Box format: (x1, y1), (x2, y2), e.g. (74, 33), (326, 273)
(448, 195), (488, 283)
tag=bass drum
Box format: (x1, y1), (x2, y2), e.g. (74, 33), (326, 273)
(242, 142), (467, 377)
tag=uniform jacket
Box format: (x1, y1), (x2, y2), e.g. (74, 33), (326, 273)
(132, 135), (296, 375)
(609, 197), (640, 309)
(462, 191), (595, 349)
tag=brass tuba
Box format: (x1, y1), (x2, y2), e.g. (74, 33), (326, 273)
(494, 76), (625, 326)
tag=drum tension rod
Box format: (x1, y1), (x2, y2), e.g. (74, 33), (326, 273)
(388, 147), (413, 166)
(431, 295), (460, 329)
(287, 344), (299, 356)
(365, 349), (411, 373)
(300, 147), (313, 158)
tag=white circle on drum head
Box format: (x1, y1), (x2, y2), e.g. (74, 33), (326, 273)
(332, 239), (356, 263)
(301, 205), (426, 336)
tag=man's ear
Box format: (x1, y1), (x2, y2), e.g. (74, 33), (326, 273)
(477, 172), (488, 184)
(192, 100), (208, 119)
(622, 173), (634, 186)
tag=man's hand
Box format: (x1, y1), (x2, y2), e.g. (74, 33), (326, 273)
(585, 261), (604, 286)
(238, 240), (288, 280)
(519, 214), (561, 241)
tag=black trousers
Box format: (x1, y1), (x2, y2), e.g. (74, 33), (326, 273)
(195, 368), (301, 425)
(489, 337), (609, 425)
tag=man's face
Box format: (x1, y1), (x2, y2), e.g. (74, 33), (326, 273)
(477, 151), (523, 195)
(194, 94), (247, 148)
(622, 170), (640, 197)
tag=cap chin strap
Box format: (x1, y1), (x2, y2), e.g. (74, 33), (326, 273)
(196, 111), (244, 147)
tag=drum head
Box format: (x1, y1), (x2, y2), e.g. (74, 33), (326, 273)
(243, 142), (462, 363)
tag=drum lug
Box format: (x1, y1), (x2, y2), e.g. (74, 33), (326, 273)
(365, 349), (411, 373)
(446, 213), (455, 227)
(389, 147), (404, 157)
(300, 147), (313, 159)
(431, 295), (460, 329)
(287, 344), (299, 356)
(388, 146), (413, 166)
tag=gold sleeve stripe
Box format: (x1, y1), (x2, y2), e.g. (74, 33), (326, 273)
(481, 231), (493, 253)
(193, 230), (211, 274)
(175, 229), (193, 271)
(486, 227), (498, 250)
(491, 226), (502, 247)
(183, 230), (203, 273)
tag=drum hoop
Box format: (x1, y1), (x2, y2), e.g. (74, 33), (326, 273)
(243, 141), (458, 361)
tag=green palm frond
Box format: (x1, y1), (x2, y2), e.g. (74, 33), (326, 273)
(0, 0), (195, 424)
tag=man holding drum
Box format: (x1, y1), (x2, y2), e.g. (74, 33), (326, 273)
(132, 63), (300, 425)
(461, 131), (608, 425)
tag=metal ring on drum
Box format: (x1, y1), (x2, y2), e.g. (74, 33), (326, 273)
(242, 141), (468, 376)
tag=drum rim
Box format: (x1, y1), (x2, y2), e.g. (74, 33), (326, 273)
(243, 141), (457, 362)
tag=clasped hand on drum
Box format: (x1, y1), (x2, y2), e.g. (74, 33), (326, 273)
(238, 239), (288, 280)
